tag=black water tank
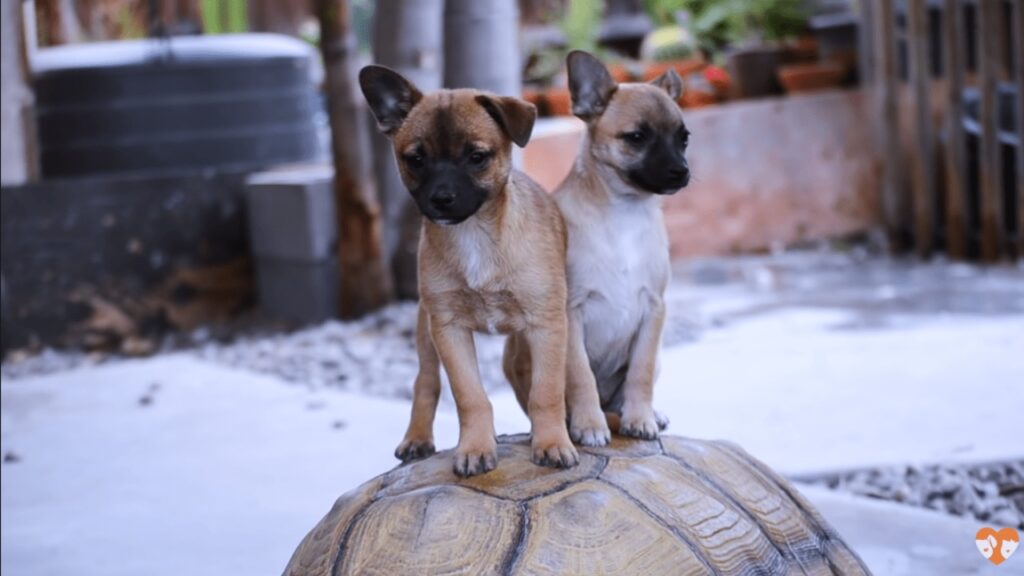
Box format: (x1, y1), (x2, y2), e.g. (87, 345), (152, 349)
(33, 34), (321, 178)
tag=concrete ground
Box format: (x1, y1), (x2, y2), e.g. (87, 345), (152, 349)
(3, 252), (1022, 575)
(797, 484), (1024, 576)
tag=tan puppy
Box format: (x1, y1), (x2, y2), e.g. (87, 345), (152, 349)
(359, 66), (579, 477)
(556, 51), (690, 440)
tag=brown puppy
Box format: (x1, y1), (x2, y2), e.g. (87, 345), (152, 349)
(359, 66), (579, 477)
(554, 51), (690, 440)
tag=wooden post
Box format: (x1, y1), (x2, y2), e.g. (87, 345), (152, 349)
(942, 0), (969, 258)
(371, 0), (443, 300)
(874, 0), (907, 249)
(908, 0), (936, 256)
(1014, 0), (1024, 257)
(317, 0), (394, 317)
(976, 0), (1005, 260)
(1, 0), (37, 186)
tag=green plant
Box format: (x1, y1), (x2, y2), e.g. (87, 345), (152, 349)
(200, 0), (247, 34)
(524, 47), (566, 86)
(729, 0), (808, 44)
(641, 25), (698, 61)
(644, 0), (689, 26)
(560, 0), (604, 52)
(649, 0), (808, 53)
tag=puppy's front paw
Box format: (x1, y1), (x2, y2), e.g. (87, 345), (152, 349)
(452, 439), (498, 477)
(619, 406), (660, 440)
(395, 437), (436, 463)
(569, 409), (611, 447)
(654, 410), (670, 432)
(532, 430), (580, 468)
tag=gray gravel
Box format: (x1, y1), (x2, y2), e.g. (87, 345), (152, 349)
(1, 348), (99, 380)
(796, 460), (1024, 529)
(196, 302), (508, 399)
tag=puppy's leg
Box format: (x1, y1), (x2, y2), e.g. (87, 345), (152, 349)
(565, 309), (610, 446)
(502, 333), (532, 414)
(395, 304), (442, 462)
(619, 299), (666, 440)
(603, 408), (668, 434)
(525, 316), (579, 468)
(430, 318), (497, 477)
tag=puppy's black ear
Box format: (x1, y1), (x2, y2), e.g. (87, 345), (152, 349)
(650, 68), (682, 101)
(567, 50), (617, 120)
(359, 65), (423, 136)
(475, 94), (537, 148)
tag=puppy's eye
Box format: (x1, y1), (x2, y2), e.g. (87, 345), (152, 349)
(678, 129), (690, 147)
(468, 150), (491, 167)
(623, 131), (646, 145)
(403, 152), (424, 169)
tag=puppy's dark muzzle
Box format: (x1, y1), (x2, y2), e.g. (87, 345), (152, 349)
(628, 133), (690, 194)
(429, 189), (456, 211)
(634, 164), (689, 195)
(664, 167), (690, 191)
(411, 163), (490, 225)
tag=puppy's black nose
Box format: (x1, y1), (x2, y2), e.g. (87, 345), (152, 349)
(668, 167), (689, 181)
(430, 192), (455, 210)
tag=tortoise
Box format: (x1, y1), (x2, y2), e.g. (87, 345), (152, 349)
(284, 434), (869, 575)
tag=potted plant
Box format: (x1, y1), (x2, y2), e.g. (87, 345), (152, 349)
(685, 0), (809, 98)
(525, 0), (603, 116)
(777, 60), (845, 93)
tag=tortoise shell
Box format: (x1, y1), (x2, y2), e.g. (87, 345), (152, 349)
(284, 434), (869, 575)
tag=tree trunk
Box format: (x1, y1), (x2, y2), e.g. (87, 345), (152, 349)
(317, 0), (393, 317)
(35, 0), (83, 45)
(372, 0), (443, 299)
(2, 0), (37, 186)
(250, 0), (309, 37)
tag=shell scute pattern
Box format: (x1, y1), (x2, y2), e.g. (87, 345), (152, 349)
(283, 435), (869, 576)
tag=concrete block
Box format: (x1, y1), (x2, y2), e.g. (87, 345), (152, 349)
(245, 165), (336, 262)
(255, 256), (337, 324)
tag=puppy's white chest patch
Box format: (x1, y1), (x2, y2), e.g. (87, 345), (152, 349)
(567, 199), (668, 381)
(452, 224), (501, 289)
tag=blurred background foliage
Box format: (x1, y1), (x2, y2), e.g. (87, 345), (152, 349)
(647, 0), (809, 52)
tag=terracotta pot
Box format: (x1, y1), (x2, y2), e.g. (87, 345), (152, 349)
(679, 91), (718, 109)
(727, 45), (787, 98)
(545, 88), (573, 116)
(777, 61), (845, 94)
(607, 63), (634, 83)
(521, 89), (549, 117)
(641, 57), (705, 82)
(788, 35), (820, 63)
